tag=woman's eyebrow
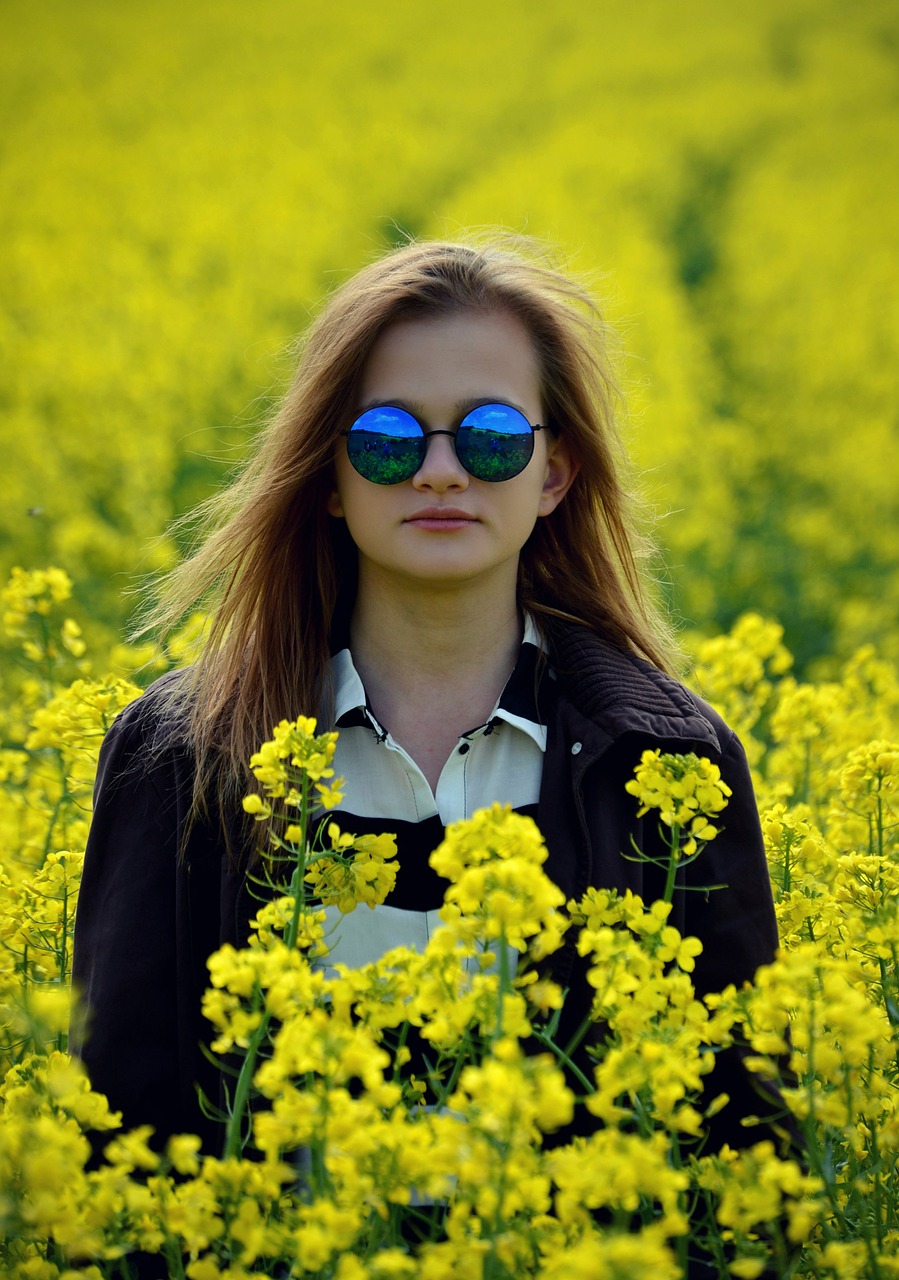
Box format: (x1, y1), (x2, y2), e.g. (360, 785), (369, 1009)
(354, 396), (528, 419)
(355, 397), (426, 416)
(454, 396), (529, 417)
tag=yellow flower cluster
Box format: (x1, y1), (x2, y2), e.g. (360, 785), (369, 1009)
(625, 750), (731, 856)
(574, 894), (714, 1135)
(248, 715), (340, 793)
(243, 714), (344, 838)
(242, 719), (396, 921)
(2, 567), (74, 636)
(432, 805), (567, 954)
(304, 824), (399, 915)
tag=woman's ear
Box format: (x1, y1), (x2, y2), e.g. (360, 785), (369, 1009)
(327, 487), (345, 518)
(538, 436), (579, 518)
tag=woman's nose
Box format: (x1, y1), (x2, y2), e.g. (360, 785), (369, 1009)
(411, 431), (469, 490)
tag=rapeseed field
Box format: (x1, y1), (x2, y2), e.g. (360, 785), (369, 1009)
(2, 586), (898, 1276)
(2, 1), (898, 1275)
(3, 0), (897, 667)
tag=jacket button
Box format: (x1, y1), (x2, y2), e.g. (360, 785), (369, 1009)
(571, 742), (582, 755)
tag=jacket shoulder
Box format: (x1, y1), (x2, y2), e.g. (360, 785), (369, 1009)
(92, 667), (197, 807)
(102, 667), (194, 752)
(546, 623), (728, 756)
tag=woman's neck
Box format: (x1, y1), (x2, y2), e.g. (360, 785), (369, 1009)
(347, 574), (523, 785)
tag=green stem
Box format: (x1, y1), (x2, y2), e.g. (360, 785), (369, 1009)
(283, 775), (311, 952)
(561, 1012), (595, 1063)
(222, 998), (272, 1158)
(223, 774), (312, 1158)
(429, 1031), (475, 1109)
(874, 784), (884, 860)
(57, 874), (69, 1052)
(494, 930), (513, 1041)
(40, 789), (66, 867)
(662, 827), (681, 903)
(529, 1026), (594, 1094)
(782, 831), (792, 896)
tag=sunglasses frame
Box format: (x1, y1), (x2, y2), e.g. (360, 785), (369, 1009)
(341, 401), (550, 485)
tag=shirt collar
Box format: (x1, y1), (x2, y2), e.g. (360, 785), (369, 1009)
(488, 613), (547, 749)
(332, 613), (550, 749)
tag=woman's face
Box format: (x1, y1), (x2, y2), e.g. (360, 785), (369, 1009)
(328, 309), (576, 598)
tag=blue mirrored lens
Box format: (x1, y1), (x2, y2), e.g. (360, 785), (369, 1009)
(456, 403), (534, 482)
(346, 406), (424, 485)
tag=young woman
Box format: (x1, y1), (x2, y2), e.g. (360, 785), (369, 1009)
(72, 237), (779, 1162)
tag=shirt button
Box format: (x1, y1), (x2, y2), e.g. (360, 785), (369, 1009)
(571, 742), (582, 755)
(459, 743), (470, 755)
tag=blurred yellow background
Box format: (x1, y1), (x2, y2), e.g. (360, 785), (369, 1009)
(2, 0), (897, 672)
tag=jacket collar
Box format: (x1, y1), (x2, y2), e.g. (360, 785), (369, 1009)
(546, 621), (721, 754)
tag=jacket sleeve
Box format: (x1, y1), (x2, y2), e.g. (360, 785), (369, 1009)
(586, 704), (787, 1155)
(71, 697), (220, 1153)
(681, 718), (779, 999)
(677, 714), (793, 1157)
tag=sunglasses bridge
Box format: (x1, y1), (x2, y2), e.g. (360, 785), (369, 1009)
(398, 424), (546, 478)
(419, 427), (471, 448)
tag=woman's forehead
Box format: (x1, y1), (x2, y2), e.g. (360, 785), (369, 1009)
(358, 310), (543, 417)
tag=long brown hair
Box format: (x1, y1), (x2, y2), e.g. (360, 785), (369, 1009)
(147, 235), (677, 821)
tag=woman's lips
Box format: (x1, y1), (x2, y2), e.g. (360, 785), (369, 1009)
(404, 507), (479, 530)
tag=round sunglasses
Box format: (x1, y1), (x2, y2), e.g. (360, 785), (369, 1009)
(341, 402), (549, 485)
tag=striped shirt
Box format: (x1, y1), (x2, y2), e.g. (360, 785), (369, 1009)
(316, 615), (551, 971)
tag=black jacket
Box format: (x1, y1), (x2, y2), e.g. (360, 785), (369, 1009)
(72, 623), (780, 1157)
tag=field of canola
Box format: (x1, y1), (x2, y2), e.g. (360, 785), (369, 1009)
(1, 581), (898, 1277)
(2, 0), (898, 670)
(2, 0), (899, 1276)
